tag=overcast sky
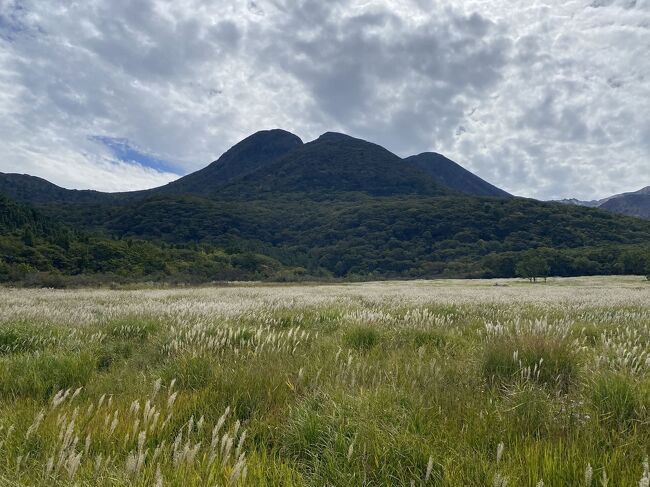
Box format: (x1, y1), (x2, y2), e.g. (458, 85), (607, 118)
(0, 0), (648, 200)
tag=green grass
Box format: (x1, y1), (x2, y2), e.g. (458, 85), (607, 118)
(0, 277), (649, 485)
(344, 326), (382, 350)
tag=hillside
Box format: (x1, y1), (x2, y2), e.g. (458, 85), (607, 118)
(404, 152), (510, 197)
(0, 193), (71, 239)
(151, 129), (303, 196)
(93, 193), (650, 277)
(0, 130), (304, 205)
(0, 194), (303, 285)
(0, 130), (501, 204)
(0, 173), (117, 205)
(556, 186), (650, 221)
(601, 193), (650, 220)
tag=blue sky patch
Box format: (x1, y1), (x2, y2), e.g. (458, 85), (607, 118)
(0, 2), (29, 41)
(91, 136), (182, 175)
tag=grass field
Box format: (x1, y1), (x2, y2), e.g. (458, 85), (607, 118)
(0, 276), (649, 486)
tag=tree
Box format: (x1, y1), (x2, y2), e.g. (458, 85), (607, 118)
(22, 227), (34, 247)
(516, 255), (550, 283)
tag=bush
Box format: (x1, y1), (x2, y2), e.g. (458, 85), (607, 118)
(0, 326), (40, 355)
(108, 316), (161, 341)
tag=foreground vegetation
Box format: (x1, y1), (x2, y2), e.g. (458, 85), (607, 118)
(0, 277), (649, 485)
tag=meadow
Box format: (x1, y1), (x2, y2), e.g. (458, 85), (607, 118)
(0, 276), (649, 486)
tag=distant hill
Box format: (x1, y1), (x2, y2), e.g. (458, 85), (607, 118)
(555, 198), (600, 208)
(0, 193), (301, 285)
(97, 193), (650, 277)
(404, 152), (510, 197)
(0, 173), (117, 205)
(600, 192), (650, 220)
(0, 129), (303, 204)
(556, 186), (650, 221)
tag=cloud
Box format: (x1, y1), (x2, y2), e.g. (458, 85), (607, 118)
(0, 0), (648, 199)
(251, 1), (511, 155)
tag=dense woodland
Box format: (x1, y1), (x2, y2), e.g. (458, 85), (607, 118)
(2, 191), (650, 287)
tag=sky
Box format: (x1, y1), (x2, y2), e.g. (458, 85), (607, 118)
(0, 0), (648, 200)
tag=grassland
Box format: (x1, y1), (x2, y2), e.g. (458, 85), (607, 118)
(0, 276), (649, 486)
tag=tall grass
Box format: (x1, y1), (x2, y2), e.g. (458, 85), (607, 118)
(0, 276), (649, 484)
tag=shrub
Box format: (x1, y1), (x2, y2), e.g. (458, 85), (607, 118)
(281, 394), (334, 461)
(96, 340), (134, 370)
(569, 323), (602, 346)
(0, 326), (39, 355)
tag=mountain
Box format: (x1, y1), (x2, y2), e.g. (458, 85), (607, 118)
(221, 132), (451, 197)
(2, 129), (650, 283)
(556, 186), (650, 220)
(600, 191), (650, 220)
(0, 173), (117, 205)
(0, 130), (504, 204)
(555, 198), (600, 208)
(151, 129), (303, 195)
(0, 129), (304, 205)
(404, 152), (510, 197)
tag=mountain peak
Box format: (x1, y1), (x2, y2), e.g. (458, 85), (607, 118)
(315, 131), (358, 143)
(220, 129), (303, 160)
(245, 128), (303, 144)
(152, 129), (303, 195)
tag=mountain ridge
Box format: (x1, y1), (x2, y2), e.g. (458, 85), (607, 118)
(0, 129), (508, 203)
(218, 131), (453, 197)
(555, 186), (650, 221)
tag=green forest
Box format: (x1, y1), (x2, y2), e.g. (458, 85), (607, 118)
(2, 191), (650, 287)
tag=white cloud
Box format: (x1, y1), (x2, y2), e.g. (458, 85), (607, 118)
(0, 0), (648, 199)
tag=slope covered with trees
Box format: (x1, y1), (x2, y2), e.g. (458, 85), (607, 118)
(404, 152), (510, 197)
(0, 194), (304, 286)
